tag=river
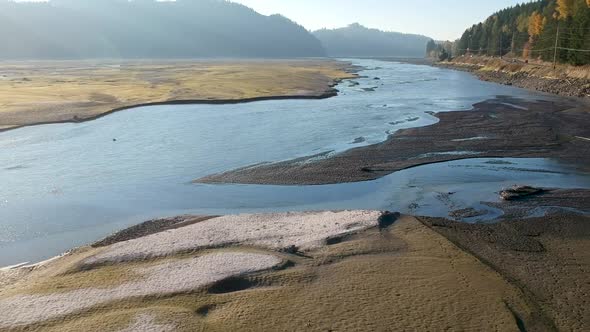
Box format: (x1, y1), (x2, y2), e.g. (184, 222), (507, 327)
(1, 59), (588, 266)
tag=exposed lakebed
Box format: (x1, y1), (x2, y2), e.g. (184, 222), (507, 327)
(0, 59), (588, 266)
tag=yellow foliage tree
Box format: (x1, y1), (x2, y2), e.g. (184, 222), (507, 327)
(528, 11), (545, 36)
(524, 12), (546, 59)
(556, 0), (575, 19)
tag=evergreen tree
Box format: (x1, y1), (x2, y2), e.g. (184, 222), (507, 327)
(455, 0), (590, 65)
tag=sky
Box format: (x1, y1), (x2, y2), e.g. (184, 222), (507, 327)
(231, 0), (527, 40)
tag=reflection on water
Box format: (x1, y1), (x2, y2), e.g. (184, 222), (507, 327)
(0, 59), (576, 266)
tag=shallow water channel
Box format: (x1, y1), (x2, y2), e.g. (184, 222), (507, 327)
(1, 59), (587, 266)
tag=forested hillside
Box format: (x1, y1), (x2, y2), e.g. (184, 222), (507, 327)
(455, 0), (590, 65)
(0, 0), (325, 59)
(314, 23), (431, 58)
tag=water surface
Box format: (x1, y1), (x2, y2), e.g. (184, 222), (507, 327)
(0, 59), (584, 266)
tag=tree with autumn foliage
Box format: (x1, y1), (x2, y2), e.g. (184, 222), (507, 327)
(556, 0), (575, 19)
(524, 11), (546, 59)
(528, 11), (546, 36)
(456, 0), (590, 65)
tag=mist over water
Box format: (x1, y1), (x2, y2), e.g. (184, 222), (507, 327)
(0, 59), (584, 266)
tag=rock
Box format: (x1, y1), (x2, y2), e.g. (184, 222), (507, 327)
(449, 208), (487, 219)
(279, 245), (299, 254)
(378, 211), (401, 230)
(351, 137), (366, 144)
(500, 185), (544, 201)
(408, 203), (419, 210)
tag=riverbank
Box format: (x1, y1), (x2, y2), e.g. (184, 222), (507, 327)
(436, 55), (590, 99)
(196, 96), (590, 185)
(420, 208), (590, 331)
(0, 59), (356, 132)
(2, 58), (588, 330)
(1, 194), (587, 331)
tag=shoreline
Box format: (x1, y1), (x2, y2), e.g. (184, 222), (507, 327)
(4, 59), (589, 267)
(0, 59), (359, 134)
(435, 57), (590, 100)
(195, 96), (590, 185)
(0, 90), (343, 134)
(1, 60), (589, 330)
(1, 201), (588, 330)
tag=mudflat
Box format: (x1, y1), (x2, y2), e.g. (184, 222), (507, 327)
(196, 96), (590, 185)
(421, 212), (590, 331)
(0, 59), (355, 132)
(0, 211), (560, 331)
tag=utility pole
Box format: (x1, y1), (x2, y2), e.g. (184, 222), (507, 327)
(500, 33), (503, 58)
(553, 21), (560, 69)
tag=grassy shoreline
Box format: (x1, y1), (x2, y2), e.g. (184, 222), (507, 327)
(436, 55), (590, 99)
(0, 59), (356, 133)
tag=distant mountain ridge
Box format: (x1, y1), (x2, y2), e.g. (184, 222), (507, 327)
(313, 23), (432, 57)
(0, 0), (325, 59)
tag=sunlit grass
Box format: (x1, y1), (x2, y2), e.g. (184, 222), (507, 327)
(450, 55), (590, 80)
(0, 60), (354, 130)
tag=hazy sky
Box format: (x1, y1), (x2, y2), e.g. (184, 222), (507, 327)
(231, 0), (526, 40)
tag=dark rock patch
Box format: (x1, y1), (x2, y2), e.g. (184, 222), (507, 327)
(195, 304), (217, 317)
(500, 186), (544, 201)
(208, 277), (258, 294)
(378, 211), (401, 230)
(351, 137), (366, 144)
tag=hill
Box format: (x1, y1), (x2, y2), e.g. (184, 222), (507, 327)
(313, 23), (431, 58)
(455, 0), (590, 65)
(0, 0), (325, 59)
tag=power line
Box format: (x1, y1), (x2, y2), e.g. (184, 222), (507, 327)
(456, 28), (590, 61)
(550, 26), (590, 31)
(557, 46), (590, 53)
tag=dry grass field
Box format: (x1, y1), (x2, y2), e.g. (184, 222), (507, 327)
(449, 55), (590, 80)
(0, 60), (354, 131)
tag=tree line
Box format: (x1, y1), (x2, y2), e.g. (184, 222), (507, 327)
(433, 0), (590, 66)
